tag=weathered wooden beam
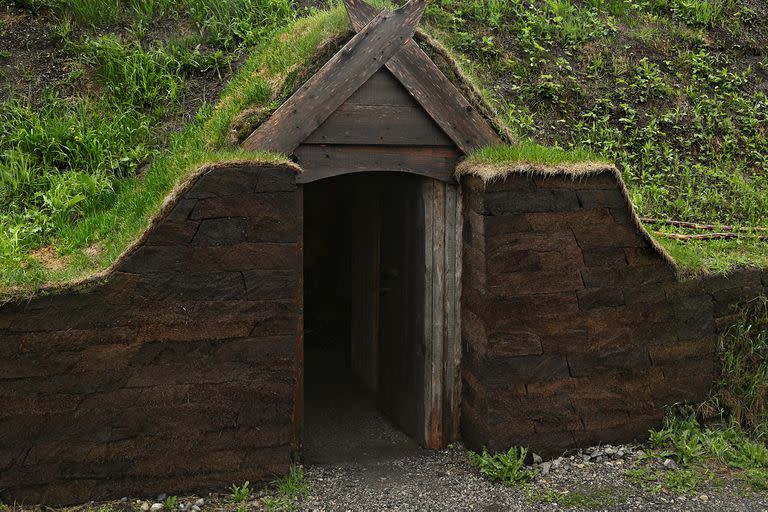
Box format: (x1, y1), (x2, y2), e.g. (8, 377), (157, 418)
(294, 144), (461, 183)
(344, 0), (502, 153)
(242, 0), (426, 154)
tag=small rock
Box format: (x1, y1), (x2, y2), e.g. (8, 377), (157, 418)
(120, 498), (128, 503)
(617, 450), (625, 458)
(604, 447), (615, 455)
(150, 503), (164, 512)
(540, 461), (552, 476)
(191, 506), (200, 512)
(157, 494), (167, 502)
(194, 499), (204, 507)
(663, 459), (677, 469)
(532, 453), (542, 464)
(141, 502), (150, 512)
(699, 495), (709, 502)
(552, 457), (562, 469)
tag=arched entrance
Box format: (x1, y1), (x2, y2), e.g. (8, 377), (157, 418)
(299, 172), (462, 460)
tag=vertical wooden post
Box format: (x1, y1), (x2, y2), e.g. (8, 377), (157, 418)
(292, 185), (305, 462)
(423, 179), (462, 449)
(444, 183), (463, 444)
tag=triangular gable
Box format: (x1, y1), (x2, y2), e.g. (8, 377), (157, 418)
(303, 69), (454, 147)
(293, 68), (461, 183)
(242, 0), (502, 158)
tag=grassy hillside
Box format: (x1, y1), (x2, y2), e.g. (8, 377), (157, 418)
(0, 0), (339, 289)
(422, 0), (768, 270)
(0, 0), (766, 289)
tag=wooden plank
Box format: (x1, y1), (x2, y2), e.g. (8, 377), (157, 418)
(344, 0), (503, 153)
(443, 183), (463, 445)
(295, 145), (461, 183)
(377, 174), (427, 444)
(242, 0), (426, 154)
(292, 187), (304, 460)
(304, 104), (454, 146)
(346, 69), (419, 107)
(425, 180), (447, 449)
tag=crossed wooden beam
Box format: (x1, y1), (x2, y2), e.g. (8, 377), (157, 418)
(242, 0), (501, 155)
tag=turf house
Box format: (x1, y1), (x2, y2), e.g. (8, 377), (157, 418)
(1, 0), (767, 505)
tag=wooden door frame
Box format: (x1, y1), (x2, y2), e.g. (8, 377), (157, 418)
(292, 174), (463, 458)
(422, 179), (463, 448)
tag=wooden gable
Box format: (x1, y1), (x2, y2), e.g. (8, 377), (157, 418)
(295, 69), (461, 183)
(242, 0), (502, 184)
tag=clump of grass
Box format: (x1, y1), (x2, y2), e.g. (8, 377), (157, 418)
(162, 496), (177, 512)
(631, 413), (768, 493)
(73, 35), (182, 116)
(529, 486), (626, 508)
(185, 0), (295, 49)
(716, 297), (768, 435)
(229, 481), (251, 504)
(625, 465), (709, 495)
(262, 466), (309, 512)
(469, 446), (535, 485)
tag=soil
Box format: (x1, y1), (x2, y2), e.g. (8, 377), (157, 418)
(0, 4), (70, 101)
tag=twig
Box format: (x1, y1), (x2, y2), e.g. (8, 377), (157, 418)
(642, 217), (768, 233)
(653, 231), (768, 241)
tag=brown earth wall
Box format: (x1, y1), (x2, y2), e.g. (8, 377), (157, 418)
(460, 171), (768, 456)
(0, 164), (301, 505)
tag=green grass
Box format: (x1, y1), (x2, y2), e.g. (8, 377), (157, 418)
(655, 237), (768, 275)
(262, 466), (309, 512)
(468, 446), (535, 485)
(161, 496), (177, 512)
(465, 142), (608, 166)
(629, 414), (768, 494)
(0, 4), (348, 292)
(716, 297), (768, 435)
(529, 486), (626, 508)
(424, 0), (768, 273)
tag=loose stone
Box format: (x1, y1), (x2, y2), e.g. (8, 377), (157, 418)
(150, 503), (164, 512)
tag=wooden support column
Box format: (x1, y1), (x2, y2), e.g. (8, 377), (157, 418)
(422, 179), (462, 448)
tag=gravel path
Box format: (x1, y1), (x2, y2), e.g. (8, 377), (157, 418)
(300, 445), (768, 511)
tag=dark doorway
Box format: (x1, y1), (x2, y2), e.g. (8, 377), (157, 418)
(302, 172), (428, 463)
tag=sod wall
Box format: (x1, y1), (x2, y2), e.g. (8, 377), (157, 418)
(0, 163), (301, 505)
(459, 168), (768, 456)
